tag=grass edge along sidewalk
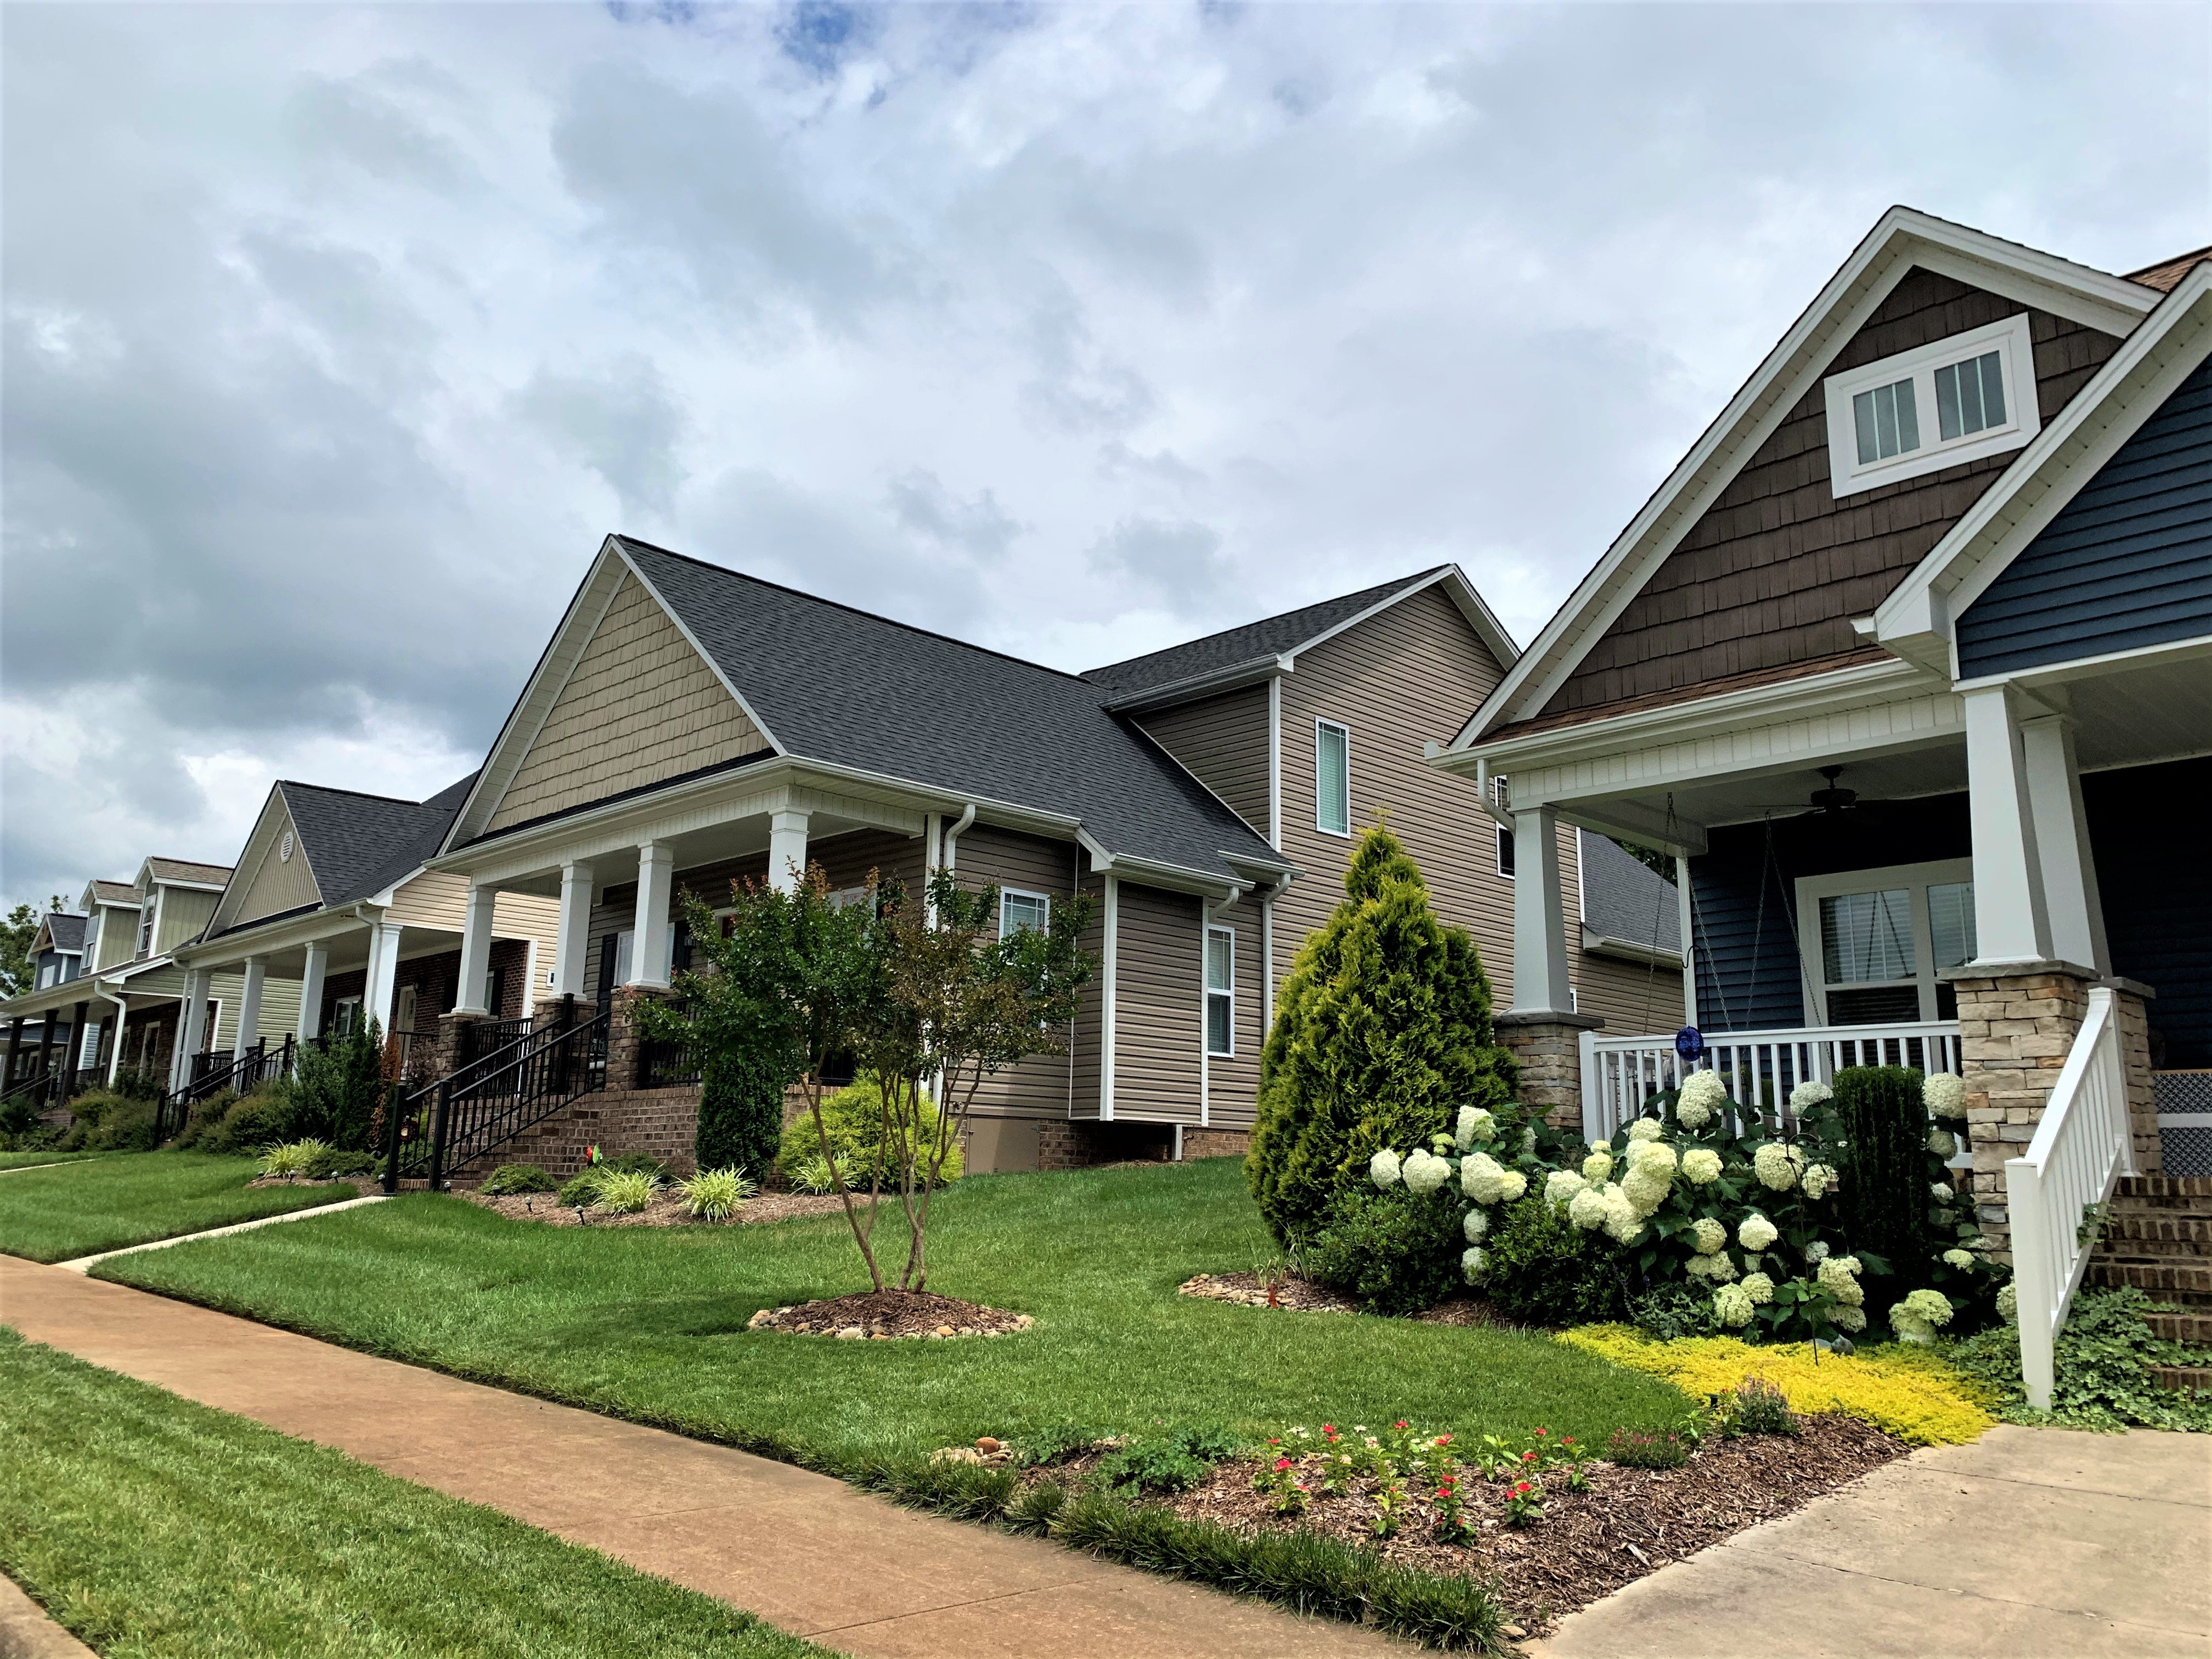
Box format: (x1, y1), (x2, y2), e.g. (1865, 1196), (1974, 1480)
(0, 1153), (360, 1265)
(0, 1328), (826, 1659)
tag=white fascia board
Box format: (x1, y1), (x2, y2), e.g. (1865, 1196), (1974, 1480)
(613, 538), (788, 759)
(1101, 656), (1290, 713)
(1875, 267), (2212, 659)
(1450, 210), (2158, 750)
(1582, 927), (1684, 968)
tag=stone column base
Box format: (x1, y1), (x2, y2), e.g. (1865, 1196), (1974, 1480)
(1494, 1010), (1604, 1133)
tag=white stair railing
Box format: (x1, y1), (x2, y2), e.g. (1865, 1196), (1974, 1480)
(2005, 985), (2135, 1409)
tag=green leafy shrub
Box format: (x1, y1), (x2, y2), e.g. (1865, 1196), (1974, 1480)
(1013, 1424), (1105, 1468)
(677, 1166), (758, 1220)
(479, 1163), (558, 1197)
(1602, 1428), (1689, 1469)
(1485, 1189), (1629, 1326)
(292, 1021), (386, 1149)
(1945, 1287), (2212, 1432)
(1719, 1376), (1799, 1437)
(107, 1065), (166, 1103)
(1303, 1183), (1466, 1316)
(696, 1047), (788, 1188)
(180, 1084), (302, 1158)
(1246, 825), (1516, 1248)
(1831, 1065), (1928, 1273)
(591, 1169), (661, 1214)
(57, 1091), (161, 1152)
(1092, 1425), (1242, 1496)
(1629, 1281), (1723, 1341)
(304, 1144), (376, 1180)
(776, 1074), (963, 1194)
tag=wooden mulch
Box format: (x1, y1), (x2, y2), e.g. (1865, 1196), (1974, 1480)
(462, 1189), (850, 1228)
(1179, 1272), (1539, 1332)
(749, 1289), (1034, 1340)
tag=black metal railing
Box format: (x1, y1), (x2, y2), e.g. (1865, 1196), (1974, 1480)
(458, 1016), (534, 1069)
(636, 998), (702, 1090)
(384, 1005), (608, 1190)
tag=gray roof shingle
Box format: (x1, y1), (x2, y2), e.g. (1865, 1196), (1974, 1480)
(279, 773), (480, 909)
(1577, 831), (1680, 953)
(1080, 570), (1450, 698)
(41, 913), (87, 953)
(619, 539), (1287, 883)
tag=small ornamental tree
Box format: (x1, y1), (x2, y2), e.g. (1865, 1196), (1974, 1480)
(1831, 1065), (1929, 1271)
(1246, 822), (1516, 1247)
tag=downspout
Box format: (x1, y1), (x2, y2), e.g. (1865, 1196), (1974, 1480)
(941, 804), (977, 875)
(95, 981), (129, 1088)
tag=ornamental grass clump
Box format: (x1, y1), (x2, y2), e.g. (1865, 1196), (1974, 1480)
(258, 1139), (328, 1181)
(676, 1166), (758, 1221)
(591, 1169), (659, 1214)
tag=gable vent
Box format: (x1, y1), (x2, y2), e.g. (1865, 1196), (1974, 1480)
(279, 831), (295, 863)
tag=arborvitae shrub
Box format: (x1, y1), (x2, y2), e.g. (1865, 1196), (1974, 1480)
(1831, 1064), (1929, 1271)
(1245, 824), (1515, 1246)
(697, 1047), (786, 1179)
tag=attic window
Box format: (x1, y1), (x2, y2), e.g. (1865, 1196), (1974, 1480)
(1823, 313), (2039, 499)
(279, 831), (295, 863)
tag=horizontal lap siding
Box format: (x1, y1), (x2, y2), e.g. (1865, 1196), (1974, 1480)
(1571, 949), (1684, 1038)
(1959, 353), (2212, 677)
(1546, 269), (2123, 718)
(1133, 686), (1269, 834)
(383, 870), (467, 930)
(956, 827), (1081, 1119)
(1203, 890), (1265, 1127)
(1113, 882), (1204, 1125)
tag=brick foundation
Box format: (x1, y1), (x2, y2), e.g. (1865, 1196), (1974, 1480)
(1036, 1120), (1180, 1169)
(1181, 1127), (1251, 1160)
(1494, 1012), (1601, 1132)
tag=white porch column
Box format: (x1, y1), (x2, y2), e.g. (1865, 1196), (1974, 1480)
(364, 920), (403, 1035)
(1510, 806), (1575, 1014)
(232, 957), (267, 1060)
(1962, 685), (2053, 966)
(175, 970), (209, 1084)
(2019, 713), (2109, 973)
(104, 994), (129, 1086)
(296, 942), (328, 1042)
(630, 842), (674, 989)
(453, 883), (499, 1015)
(768, 809), (811, 894)
(554, 860), (595, 998)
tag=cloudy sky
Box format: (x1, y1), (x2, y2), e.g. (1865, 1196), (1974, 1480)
(4, 2), (2206, 909)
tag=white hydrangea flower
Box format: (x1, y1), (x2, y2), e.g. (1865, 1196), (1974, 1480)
(1942, 1248), (1974, 1269)
(1689, 1217), (1728, 1255)
(1627, 1139), (1678, 1175)
(1402, 1148), (1452, 1195)
(1621, 1170), (1673, 1219)
(1713, 1283), (1756, 1327)
(1737, 1212), (1779, 1253)
(1582, 1148), (1616, 1183)
(1802, 1163), (1838, 1200)
(1890, 1288), (1956, 1345)
(1928, 1127), (1958, 1159)
(1830, 1304), (1867, 1334)
(1675, 1071), (1728, 1130)
(1460, 1152), (1526, 1205)
(1789, 1080), (1833, 1110)
(1753, 1142), (1803, 1192)
(1567, 1185), (1612, 1233)
(1932, 1182), (1954, 1202)
(1816, 1254), (1865, 1307)
(1996, 1282), (2018, 1324)
(1680, 1147), (1723, 1186)
(1627, 1118), (1666, 1143)
(1600, 1184), (1645, 1246)
(1369, 1148), (1403, 1188)
(1924, 1072), (1967, 1121)
(1455, 1106), (1496, 1149)
(1741, 1271), (1775, 1305)
(1462, 1245), (1488, 1283)
(1544, 1170), (1588, 1211)
(1804, 1240), (1830, 1262)
(1685, 1250), (1739, 1283)
(1464, 1206), (1490, 1243)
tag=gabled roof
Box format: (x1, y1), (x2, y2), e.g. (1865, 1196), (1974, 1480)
(35, 913), (86, 955)
(279, 774), (478, 908)
(87, 879), (139, 907)
(1448, 206), (2163, 752)
(142, 857), (232, 889)
(2129, 246), (2212, 294)
(1578, 833), (1680, 955)
(1081, 567), (1516, 704)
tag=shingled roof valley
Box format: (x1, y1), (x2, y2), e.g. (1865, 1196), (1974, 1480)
(277, 771), (479, 909)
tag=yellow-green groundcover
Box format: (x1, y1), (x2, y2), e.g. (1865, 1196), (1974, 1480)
(1560, 1327), (1994, 1446)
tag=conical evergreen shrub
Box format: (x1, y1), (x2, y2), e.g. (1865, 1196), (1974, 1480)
(1246, 823), (1516, 1246)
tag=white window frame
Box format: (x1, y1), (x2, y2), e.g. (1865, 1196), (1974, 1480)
(136, 904), (156, 959)
(1204, 924), (1235, 1058)
(1315, 719), (1351, 838)
(1824, 313), (2040, 499)
(999, 889), (1051, 938)
(1795, 858), (1976, 1025)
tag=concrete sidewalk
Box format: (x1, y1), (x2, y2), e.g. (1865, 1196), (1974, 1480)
(0, 1257), (1390, 1659)
(1530, 1423), (2211, 1659)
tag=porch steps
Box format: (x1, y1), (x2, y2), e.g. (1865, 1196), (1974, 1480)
(2085, 1177), (2212, 1389)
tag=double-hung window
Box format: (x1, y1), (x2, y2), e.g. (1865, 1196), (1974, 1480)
(1822, 313), (2039, 499)
(1000, 890), (1050, 938)
(1204, 926), (1235, 1057)
(1796, 860), (1978, 1025)
(1316, 720), (1350, 836)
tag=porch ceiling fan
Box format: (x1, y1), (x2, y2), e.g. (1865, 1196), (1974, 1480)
(1750, 766), (1907, 823)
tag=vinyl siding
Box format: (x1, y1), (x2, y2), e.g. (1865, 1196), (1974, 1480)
(1111, 882), (1204, 1125)
(954, 827), (1081, 1119)
(2087, 757), (2212, 1069)
(1958, 353), (2212, 677)
(1546, 268), (2123, 719)
(229, 801), (324, 928)
(1201, 889), (1266, 1127)
(487, 572), (768, 834)
(154, 888), (219, 956)
(202, 970), (304, 1052)
(1132, 685), (1270, 835)
(90, 907), (139, 972)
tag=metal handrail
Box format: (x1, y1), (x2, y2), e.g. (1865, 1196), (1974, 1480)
(384, 1008), (608, 1190)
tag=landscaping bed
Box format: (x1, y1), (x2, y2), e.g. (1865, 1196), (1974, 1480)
(748, 1289), (1033, 1340)
(465, 1188), (848, 1228)
(1181, 1271), (1529, 1330)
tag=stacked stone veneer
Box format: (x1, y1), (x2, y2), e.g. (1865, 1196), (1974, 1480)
(1952, 966), (2161, 1263)
(1495, 1012), (1601, 1132)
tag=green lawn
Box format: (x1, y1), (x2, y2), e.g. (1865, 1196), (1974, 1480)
(0, 1329), (823, 1658)
(100, 1158), (1685, 1462)
(0, 1149), (101, 1171)
(0, 1153), (360, 1263)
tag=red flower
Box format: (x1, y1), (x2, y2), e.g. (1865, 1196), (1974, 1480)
(1522, 1451), (1538, 1462)
(1321, 1424), (1335, 1433)
(1436, 1433), (1453, 1444)
(1533, 1427), (1548, 1436)
(1512, 1482), (1533, 1496)
(1561, 1437), (1575, 1447)
(1394, 1420), (1408, 1430)
(1267, 1437), (1280, 1446)
(1275, 1458), (1293, 1471)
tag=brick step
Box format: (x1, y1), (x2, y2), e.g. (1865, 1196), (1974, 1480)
(2149, 1365), (2212, 1395)
(2106, 1214), (2212, 1246)
(2146, 1311), (2212, 1344)
(2117, 1176), (2212, 1200)
(2085, 1262), (2212, 1302)
(2094, 1239), (2212, 1266)
(2109, 1199), (2212, 1224)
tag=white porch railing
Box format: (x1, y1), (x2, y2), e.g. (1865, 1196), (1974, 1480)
(2005, 985), (2134, 1410)
(1581, 1020), (1965, 1143)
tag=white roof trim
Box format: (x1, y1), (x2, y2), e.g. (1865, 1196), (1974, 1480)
(1286, 566), (1520, 676)
(210, 785), (325, 936)
(1450, 207), (2158, 749)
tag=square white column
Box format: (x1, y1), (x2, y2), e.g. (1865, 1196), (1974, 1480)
(233, 956), (268, 1060)
(176, 970), (210, 1075)
(630, 842), (675, 989)
(1510, 806), (1575, 1015)
(297, 941), (328, 1041)
(1963, 684), (2053, 966)
(2019, 713), (2108, 973)
(769, 809), (810, 894)
(364, 920), (403, 1035)
(454, 883), (499, 1015)
(554, 861), (595, 998)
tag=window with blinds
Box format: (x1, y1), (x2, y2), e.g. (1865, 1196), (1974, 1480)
(1316, 720), (1350, 836)
(1205, 925), (1235, 1057)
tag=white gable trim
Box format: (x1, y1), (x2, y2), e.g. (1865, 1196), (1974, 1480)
(1450, 208), (2158, 749)
(1286, 565), (1520, 676)
(1872, 263), (2212, 676)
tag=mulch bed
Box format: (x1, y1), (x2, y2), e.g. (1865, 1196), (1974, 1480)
(748, 1289), (1034, 1340)
(1179, 1272), (1536, 1331)
(245, 1175), (363, 1191)
(463, 1190), (850, 1228)
(1133, 1414), (1906, 1633)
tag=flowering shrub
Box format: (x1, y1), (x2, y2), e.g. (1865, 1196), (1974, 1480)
(1502, 1479), (1544, 1527)
(1888, 1288), (1956, 1345)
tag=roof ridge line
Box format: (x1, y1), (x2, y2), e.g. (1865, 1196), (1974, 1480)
(1080, 567), (1451, 679)
(279, 779), (459, 809)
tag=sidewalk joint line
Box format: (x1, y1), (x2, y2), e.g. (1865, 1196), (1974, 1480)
(55, 1195), (390, 1272)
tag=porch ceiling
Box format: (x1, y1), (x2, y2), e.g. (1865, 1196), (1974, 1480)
(494, 806), (916, 899)
(1646, 743), (1973, 836)
(2061, 651), (2212, 774)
